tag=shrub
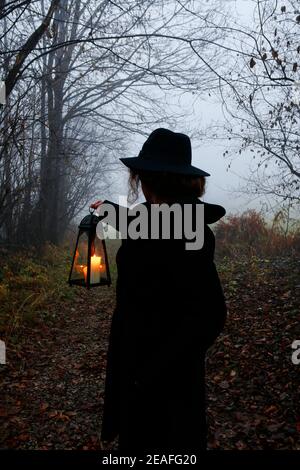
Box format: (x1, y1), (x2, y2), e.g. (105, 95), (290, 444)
(215, 209), (300, 259)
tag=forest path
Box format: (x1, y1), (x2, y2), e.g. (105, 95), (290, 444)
(1, 287), (113, 450)
(1, 256), (299, 449)
(206, 256), (300, 450)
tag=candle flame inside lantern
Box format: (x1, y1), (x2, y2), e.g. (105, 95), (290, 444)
(83, 254), (102, 284)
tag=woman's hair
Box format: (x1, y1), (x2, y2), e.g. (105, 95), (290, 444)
(128, 168), (206, 204)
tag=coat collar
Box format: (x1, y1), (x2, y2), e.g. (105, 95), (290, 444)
(142, 198), (226, 224)
(196, 199), (226, 224)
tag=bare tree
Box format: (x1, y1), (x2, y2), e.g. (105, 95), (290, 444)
(3, 0), (60, 97)
(0, 0), (229, 246)
(215, 0), (300, 205)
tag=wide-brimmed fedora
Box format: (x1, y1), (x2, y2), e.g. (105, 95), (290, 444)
(120, 128), (210, 177)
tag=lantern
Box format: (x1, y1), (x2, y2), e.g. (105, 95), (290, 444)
(68, 208), (111, 288)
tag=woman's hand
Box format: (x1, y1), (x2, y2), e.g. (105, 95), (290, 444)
(90, 200), (103, 210)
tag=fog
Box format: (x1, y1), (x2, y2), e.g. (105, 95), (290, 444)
(106, 0), (268, 215)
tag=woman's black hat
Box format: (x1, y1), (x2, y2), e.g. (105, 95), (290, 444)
(120, 128), (210, 177)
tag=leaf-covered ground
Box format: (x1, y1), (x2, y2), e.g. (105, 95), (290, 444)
(1, 255), (299, 450)
(207, 256), (300, 450)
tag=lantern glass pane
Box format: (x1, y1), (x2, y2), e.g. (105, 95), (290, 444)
(70, 232), (89, 285)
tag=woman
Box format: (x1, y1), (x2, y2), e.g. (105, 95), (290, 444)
(92, 128), (227, 452)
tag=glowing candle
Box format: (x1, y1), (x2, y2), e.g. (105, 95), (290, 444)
(91, 254), (101, 284)
(83, 255), (101, 284)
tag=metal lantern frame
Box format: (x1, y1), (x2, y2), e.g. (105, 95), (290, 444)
(68, 208), (111, 289)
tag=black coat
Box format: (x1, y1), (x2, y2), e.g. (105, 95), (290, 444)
(100, 198), (227, 451)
